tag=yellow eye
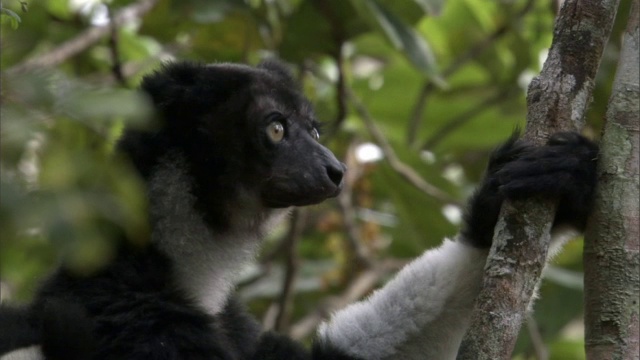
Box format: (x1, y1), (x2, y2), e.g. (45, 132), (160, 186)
(267, 122), (285, 143)
(311, 128), (320, 141)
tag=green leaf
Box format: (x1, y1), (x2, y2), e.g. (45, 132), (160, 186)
(45, 0), (73, 20)
(280, 1), (366, 61)
(543, 266), (584, 290)
(548, 340), (586, 360)
(351, 0), (444, 84)
(462, 0), (497, 32)
(118, 29), (159, 62)
(59, 88), (153, 127)
(412, 0), (445, 15)
(1, 8), (21, 29)
(377, 0), (427, 23)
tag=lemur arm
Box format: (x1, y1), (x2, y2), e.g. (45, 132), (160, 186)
(314, 132), (598, 360)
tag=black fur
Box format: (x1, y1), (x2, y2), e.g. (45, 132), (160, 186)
(30, 246), (235, 359)
(462, 131), (598, 248)
(119, 61), (343, 230)
(1, 60), (352, 360)
(0, 306), (39, 354)
(0, 59), (597, 360)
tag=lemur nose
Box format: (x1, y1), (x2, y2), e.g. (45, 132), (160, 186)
(326, 163), (346, 187)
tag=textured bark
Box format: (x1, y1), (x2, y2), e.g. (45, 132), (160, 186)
(584, 1), (640, 359)
(457, 0), (621, 358)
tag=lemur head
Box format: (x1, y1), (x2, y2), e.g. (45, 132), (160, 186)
(118, 60), (345, 228)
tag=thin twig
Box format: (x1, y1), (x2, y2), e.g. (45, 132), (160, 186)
(86, 44), (184, 85)
(7, 0), (159, 75)
(346, 87), (460, 205)
(273, 209), (306, 332)
(421, 90), (512, 149)
(311, 0), (348, 135)
(337, 142), (374, 269)
(107, 6), (127, 87)
(302, 63), (457, 203)
(332, 48), (348, 133)
(526, 316), (549, 360)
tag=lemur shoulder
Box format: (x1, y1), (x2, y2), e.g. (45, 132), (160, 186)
(0, 60), (599, 360)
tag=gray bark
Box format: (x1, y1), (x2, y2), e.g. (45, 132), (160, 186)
(457, 0), (621, 358)
(584, 1), (640, 359)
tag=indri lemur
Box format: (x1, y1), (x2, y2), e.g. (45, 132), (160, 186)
(0, 60), (598, 360)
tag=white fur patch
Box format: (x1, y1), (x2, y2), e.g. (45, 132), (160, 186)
(317, 226), (580, 360)
(148, 152), (285, 315)
(548, 225), (579, 260)
(0, 346), (43, 360)
(317, 239), (487, 360)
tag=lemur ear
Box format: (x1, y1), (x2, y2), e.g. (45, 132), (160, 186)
(141, 62), (253, 123)
(140, 61), (210, 120)
(258, 59), (299, 89)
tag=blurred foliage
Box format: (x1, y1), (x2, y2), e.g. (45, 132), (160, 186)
(0, 0), (630, 357)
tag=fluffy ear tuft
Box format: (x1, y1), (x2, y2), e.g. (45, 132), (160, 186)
(140, 61), (255, 130)
(140, 61), (209, 118)
(258, 59), (299, 89)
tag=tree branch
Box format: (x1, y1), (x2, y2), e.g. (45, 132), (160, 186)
(346, 87), (460, 205)
(526, 316), (549, 360)
(107, 6), (128, 87)
(273, 209), (306, 332)
(458, 0), (621, 358)
(311, 0), (348, 135)
(332, 48), (348, 133)
(337, 142), (374, 269)
(421, 90), (512, 150)
(584, 1), (640, 358)
(7, 0), (159, 75)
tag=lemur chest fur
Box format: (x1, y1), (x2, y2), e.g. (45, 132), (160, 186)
(148, 152), (286, 316)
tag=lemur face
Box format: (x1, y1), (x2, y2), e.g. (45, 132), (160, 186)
(204, 61), (345, 208)
(256, 110), (345, 207)
(133, 60), (345, 212)
(247, 65), (345, 208)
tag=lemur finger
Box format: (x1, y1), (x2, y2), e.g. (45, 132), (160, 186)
(498, 172), (575, 199)
(547, 132), (599, 161)
(486, 134), (533, 173)
(547, 131), (584, 146)
(496, 155), (582, 181)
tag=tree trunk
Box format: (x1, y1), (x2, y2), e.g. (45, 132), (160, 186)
(584, 1), (640, 359)
(458, 0), (621, 358)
